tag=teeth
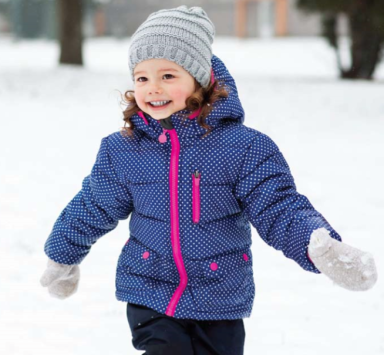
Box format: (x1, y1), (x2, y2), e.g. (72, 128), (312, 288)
(150, 100), (170, 106)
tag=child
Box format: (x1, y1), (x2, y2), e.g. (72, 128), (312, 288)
(40, 5), (378, 355)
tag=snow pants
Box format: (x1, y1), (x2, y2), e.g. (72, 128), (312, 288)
(126, 302), (246, 355)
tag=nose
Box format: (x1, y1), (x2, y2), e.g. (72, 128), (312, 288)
(148, 81), (163, 95)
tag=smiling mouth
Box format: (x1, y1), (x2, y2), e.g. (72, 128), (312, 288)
(148, 101), (172, 108)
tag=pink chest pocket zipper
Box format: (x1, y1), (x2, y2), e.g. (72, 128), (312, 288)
(192, 170), (201, 224)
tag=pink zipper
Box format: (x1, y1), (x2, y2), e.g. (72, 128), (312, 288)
(192, 170), (201, 224)
(164, 128), (188, 317)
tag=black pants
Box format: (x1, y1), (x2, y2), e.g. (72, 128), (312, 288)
(126, 303), (245, 355)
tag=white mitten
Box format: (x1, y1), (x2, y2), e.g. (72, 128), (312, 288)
(40, 258), (80, 299)
(308, 228), (378, 291)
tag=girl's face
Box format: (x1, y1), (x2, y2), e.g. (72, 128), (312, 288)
(133, 58), (196, 120)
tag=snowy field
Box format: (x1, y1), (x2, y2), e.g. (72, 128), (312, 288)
(0, 36), (383, 355)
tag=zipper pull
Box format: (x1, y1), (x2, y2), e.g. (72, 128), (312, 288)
(193, 170), (201, 179)
(159, 128), (168, 143)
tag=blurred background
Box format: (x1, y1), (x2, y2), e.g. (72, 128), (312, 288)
(1, 0), (384, 78)
(0, 1), (383, 355)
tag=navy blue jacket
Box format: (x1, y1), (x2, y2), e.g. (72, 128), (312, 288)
(44, 55), (342, 320)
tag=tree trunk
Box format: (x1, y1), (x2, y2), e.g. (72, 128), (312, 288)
(58, 0), (83, 65)
(341, 0), (384, 80)
(321, 14), (345, 74)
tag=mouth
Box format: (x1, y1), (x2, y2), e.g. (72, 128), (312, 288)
(147, 100), (172, 109)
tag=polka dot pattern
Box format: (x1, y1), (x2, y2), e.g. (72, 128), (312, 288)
(44, 55), (342, 321)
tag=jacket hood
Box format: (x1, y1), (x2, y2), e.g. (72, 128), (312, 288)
(129, 54), (245, 141)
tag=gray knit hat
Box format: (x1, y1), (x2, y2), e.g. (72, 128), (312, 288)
(128, 5), (215, 88)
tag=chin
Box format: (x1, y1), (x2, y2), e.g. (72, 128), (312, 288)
(149, 112), (167, 120)
(151, 111), (177, 120)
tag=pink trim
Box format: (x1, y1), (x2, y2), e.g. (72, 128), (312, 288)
(243, 253), (249, 261)
(192, 171), (201, 224)
(137, 111), (148, 125)
(165, 129), (188, 317)
(210, 262), (218, 271)
(211, 68), (215, 84)
(188, 108), (201, 120)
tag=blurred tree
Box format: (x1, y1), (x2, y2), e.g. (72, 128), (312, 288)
(58, 0), (105, 65)
(297, 0), (384, 80)
(58, 0), (83, 65)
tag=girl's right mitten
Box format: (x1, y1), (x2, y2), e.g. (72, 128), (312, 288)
(40, 258), (80, 299)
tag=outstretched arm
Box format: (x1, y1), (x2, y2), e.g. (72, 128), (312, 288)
(43, 135), (134, 265)
(234, 131), (378, 290)
(234, 131), (342, 273)
(41, 135), (134, 299)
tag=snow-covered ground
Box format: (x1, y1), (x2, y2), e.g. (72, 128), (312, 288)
(0, 36), (383, 355)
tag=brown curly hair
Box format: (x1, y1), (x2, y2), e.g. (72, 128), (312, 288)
(119, 77), (229, 139)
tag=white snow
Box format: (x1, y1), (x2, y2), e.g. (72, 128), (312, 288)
(0, 36), (383, 355)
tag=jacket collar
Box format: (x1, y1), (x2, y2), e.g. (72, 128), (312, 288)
(129, 54), (245, 141)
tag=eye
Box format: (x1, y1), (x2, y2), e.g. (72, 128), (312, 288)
(136, 77), (147, 82)
(163, 74), (175, 80)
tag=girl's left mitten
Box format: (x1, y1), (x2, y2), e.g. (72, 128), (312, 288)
(40, 258), (80, 299)
(308, 228), (378, 291)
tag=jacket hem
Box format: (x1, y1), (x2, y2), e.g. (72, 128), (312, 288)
(116, 290), (252, 321)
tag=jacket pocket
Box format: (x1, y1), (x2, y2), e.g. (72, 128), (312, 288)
(117, 238), (179, 289)
(192, 169), (201, 223)
(191, 251), (254, 311)
(190, 166), (242, 224)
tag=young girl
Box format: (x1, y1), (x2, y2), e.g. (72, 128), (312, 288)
(40, 5), (378, 355)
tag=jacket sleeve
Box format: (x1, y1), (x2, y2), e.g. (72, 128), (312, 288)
(234, 132), (342, 273)
(44, 136), (134, 265)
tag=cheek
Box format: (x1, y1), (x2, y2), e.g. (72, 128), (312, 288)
(134, 89), (145, 106)
(169, 87), (192, 102)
